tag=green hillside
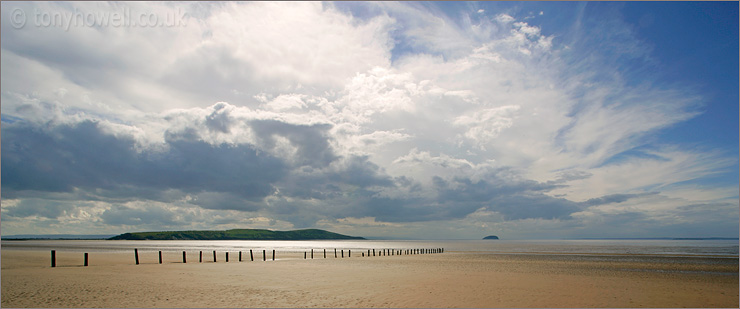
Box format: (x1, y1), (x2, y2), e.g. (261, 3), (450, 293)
(108, 228), (365, 240)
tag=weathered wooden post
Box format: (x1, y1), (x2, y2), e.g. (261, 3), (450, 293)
(341, 250), (344, 258)
(263, 250), (266, 261)
(159, 251), (163, 264)
(51, 250), (56, 267)
(311, 249), (314, 259)
(213, 250), (217, 262)
(323, 249), (326, 258)
(135, 249), (139, 265)
(239, 251), (242, 262)
(226, 252), (229, 262)
(200, 251), (203, 263)
(349, 249), (351, 257)
(272, 250), (275, 261)
(182, 251), (187, 263)
(250, 249), (254, 261)
(373, 249), (375, 256)
(84, 253), (89, 266)
(334, 248), (337, 258)
(304, 252), (307, 259)
(362, 252), (365, 257)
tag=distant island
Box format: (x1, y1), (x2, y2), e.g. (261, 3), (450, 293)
(483, 235), (499, 240)
(108, 228), (365, 240)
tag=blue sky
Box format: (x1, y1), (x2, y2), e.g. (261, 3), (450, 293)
(1, 2), (737, 239)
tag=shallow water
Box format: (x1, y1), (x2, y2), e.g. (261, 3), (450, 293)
(2, 239), (737, 257)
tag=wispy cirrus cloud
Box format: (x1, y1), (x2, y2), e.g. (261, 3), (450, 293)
(1, 1), (736, 239)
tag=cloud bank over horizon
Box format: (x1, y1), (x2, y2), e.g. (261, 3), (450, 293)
(2, 2), (737, 239)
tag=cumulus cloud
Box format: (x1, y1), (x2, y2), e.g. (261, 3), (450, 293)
(1, 2), (736, 238)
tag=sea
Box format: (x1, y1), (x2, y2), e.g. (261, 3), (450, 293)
(2, 238), (738, 257)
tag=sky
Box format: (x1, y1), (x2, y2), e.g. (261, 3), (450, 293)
(1, 1), (738, 240)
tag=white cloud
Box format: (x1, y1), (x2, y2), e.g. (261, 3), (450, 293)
(495, 14), (515, 24)
(1, 2), (736, 238)
(454, 105), (521, 150)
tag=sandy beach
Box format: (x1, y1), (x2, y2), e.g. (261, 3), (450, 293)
(2, 248), (737, 308)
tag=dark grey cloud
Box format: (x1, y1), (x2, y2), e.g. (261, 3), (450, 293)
(277, 155), (394, 200)
(3, 199), (75, 219)
(190, 192), (262, 212)
(300, 171), (583, 224)
(250, 119), (338, 168)
(205, 102), (234, 133)
(583, 192), (658, 206)
(423, 173), (580, 221)
(2, 119), (287, 203)
(487, 193), (582, 220)
(100, 204), (178, 227)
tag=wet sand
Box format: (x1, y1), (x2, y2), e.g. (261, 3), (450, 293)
(1, 249), (737, 308)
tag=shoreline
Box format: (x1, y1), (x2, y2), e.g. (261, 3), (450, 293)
(2, 248), (738, 308)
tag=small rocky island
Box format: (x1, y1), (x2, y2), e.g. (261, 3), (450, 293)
(483, 235), (499, 240)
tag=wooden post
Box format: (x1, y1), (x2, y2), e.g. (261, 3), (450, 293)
(362, 252), (365, 257)
(159, 251), (163, 264)
(373, 249), (375, 256)
(349, 250), (351, 257)
(311, 249), (314, 259)
(263, 250), (266, 261)
(200, 251), (203, 263)
(226, 252), (229, 262)
(135, 249), (139, 265)
(334, 248), (337, 258)
(182, 251), (187, 263)
(51, 250), (56, 267)
(272, 250), (275, 261)
(213, 250), (217, 262)
(239, 251), (242, 262)
(84, 253), (89, 266)
(304, 252), (307, 259)
(250, 249), (254, 261)
(324, 249), (326, 258)
(341, 250), (344, 258)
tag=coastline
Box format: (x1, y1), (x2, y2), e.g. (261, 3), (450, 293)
(2, 248), (737, 308)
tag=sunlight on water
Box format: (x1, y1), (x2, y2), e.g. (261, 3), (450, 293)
(3, 239), (738, 257)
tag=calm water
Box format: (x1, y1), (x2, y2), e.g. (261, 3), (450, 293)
(2, 239), (738, 257)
